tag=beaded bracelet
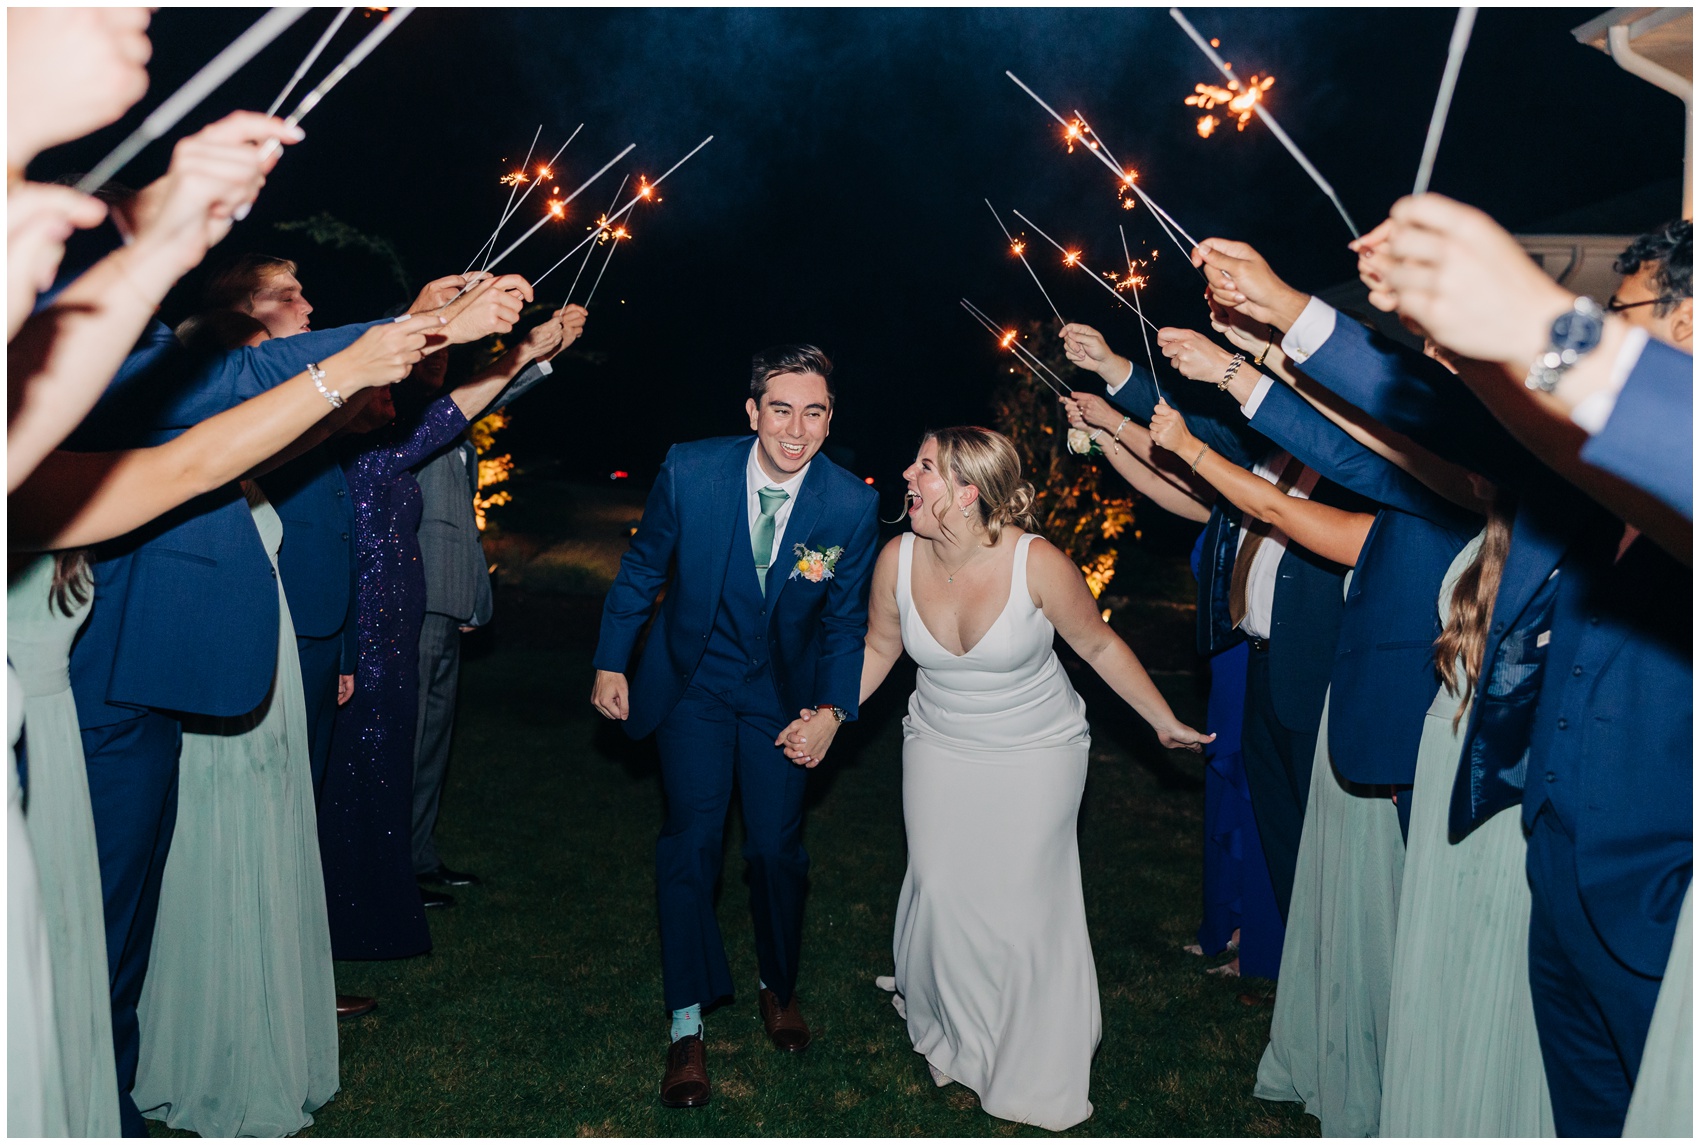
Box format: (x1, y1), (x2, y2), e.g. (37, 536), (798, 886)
(305, 362), (344, 409)
(1190, 442), (1210, 472)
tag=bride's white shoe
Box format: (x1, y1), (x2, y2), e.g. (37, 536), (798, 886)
(926, 1061), (954, 1088)
(874, 974), (909, 1020)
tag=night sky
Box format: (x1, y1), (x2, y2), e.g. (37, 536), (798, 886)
(35, 7), (1687, 504)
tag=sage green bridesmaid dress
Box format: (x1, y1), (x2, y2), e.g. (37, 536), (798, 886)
(1622, 885), (1692, 1137)
(132, 490), (339, 1136)
(1379, 532), (1554, 1136)
(1254, 593), (1407, 1135)
(7, 555), (122, 1135)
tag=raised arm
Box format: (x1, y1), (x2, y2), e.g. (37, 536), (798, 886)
(1027, 535), (1213, 752)
(1150, 401), (1373, 568)
(1063, 392), (1213, 523)
(11, 316), (443, 551)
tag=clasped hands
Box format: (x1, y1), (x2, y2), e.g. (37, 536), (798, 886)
(775, 707), (840, 769)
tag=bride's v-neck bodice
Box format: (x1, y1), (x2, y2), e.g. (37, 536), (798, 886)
(896, 532), (1089, 752)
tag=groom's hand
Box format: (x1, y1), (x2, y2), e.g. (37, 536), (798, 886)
(591, 669), (629, 720)
(776, 708), (837, 768)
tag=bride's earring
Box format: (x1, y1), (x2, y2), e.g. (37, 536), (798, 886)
(960, 505), (970, 518)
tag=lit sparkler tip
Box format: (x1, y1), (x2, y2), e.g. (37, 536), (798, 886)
(1063, 250), (1080, 267)
(1010, 241), (1025, 256)
(501, 171), (529, 187)
(538, 165), (552, 178)
(1000, 331), (1017, 348)
(546, 198), (566, 218)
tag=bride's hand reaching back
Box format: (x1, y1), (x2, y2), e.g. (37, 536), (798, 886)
(1156, 721), (1214, 753)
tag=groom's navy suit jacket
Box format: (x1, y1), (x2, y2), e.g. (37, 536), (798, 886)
(1578, 337), (1694, 519)
(1300, 316), (1690, 977)
(66, 320), (381, 724)
(1246, 380), (1481, 786)
(593, 435), (880, 741)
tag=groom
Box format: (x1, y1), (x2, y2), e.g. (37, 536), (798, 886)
(590, 343), (879, 1108)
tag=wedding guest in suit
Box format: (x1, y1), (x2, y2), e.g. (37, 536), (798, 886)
(1064, 326), (1373, 926)
(1059, 390), (1282, 981)
(1205, 226), (1691, 1136)
(320, 294), (567, 960)
(590, 345), (880, 1108)
(411, 303), (586, 895)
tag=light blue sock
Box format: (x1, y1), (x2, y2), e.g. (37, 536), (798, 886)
(670, 1004), (702, 1042)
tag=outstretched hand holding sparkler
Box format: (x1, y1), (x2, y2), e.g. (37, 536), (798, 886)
(1191, 238), (1312, 333)
(427, 273), (535, 345)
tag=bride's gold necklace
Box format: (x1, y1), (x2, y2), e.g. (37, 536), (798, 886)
(935, 541), (989, 585)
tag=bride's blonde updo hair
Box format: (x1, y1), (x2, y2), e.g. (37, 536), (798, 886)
(926, 426), (1039, 545)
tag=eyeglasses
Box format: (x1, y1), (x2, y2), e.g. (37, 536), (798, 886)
(1606, 295), (1683, 313)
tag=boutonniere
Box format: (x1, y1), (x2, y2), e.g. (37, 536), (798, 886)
(789, 542), (844, 583)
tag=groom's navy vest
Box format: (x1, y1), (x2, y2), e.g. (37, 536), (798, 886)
(695, 503), (781, 701)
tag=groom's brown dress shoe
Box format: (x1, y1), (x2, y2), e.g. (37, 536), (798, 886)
(660, 1034), (711, 1108)
(336, 994), (377, 1020)
(759, 987), (812, 1052)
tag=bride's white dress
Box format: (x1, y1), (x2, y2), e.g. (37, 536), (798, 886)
(890, 532), (1101, 1132)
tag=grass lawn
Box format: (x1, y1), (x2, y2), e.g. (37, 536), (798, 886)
(164, 476), (1317, 1137)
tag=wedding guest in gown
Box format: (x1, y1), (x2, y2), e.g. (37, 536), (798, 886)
(10, 313), (443, 1136)
(783, 427), (1211, 1131)
(1061, 393), (1284, 981)
(320, 303), (567, 960)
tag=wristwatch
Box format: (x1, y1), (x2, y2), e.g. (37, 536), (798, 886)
(1525, 296), (1605, 393)
(817, 705), (849, 724)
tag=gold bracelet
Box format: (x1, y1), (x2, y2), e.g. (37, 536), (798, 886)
(1254, 326), (1273, 366)
(1190, 443), (1210, 472)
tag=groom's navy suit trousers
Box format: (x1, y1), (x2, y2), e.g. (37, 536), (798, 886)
(594, 436), (879, 1014)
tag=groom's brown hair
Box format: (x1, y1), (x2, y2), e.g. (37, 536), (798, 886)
(750, 344), (835, 407)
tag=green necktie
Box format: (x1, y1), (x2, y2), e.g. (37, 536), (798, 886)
(753, 487), (789, 591)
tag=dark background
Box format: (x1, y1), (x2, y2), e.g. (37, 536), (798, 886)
(35, 7), (1686, 505)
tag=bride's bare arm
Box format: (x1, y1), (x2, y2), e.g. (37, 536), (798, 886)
(1026, 536), (1214, 752)
(859, 538), (906, 705)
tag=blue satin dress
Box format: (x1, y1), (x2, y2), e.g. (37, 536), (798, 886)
(1190, 530), (1284, 979)
(318, 395), (469, 960)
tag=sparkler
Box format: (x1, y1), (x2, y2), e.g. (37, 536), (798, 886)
(471, 126), (583, 274)
(959, 300), (1071, 400)
(265, 7), (354, 117)
(75, 8), (308, 194)
(582, 223), (630, 309)
(1185, 73), (1275, 135)
(1121, 225), (1164, 404)
(532, 135), (714, 290)
(453, 141), (636, 297)
(566, 177), (629, 304)
(985, 200), (1065, 327)
(1412, 7), (1478, 196)
(1010, 211), (1161, 337)
(255, 6), (416, 165)
(464, 124), (541, 276)
(1169, 8), (1359, 237)
(1003, 72), (1206, 275)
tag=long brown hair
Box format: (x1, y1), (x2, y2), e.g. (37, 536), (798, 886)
(1434, 494), (1515, 726)
(925, 427), (1040, 546)
(50, 550), (91, 617)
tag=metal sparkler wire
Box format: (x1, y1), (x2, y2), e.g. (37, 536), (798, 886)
(1009, 211), (1161, 336)
(1169, 7), (1360, 237)
(75, 8), (308, 194)
(566, 176), (628, 305)
(531, 135), (714, 290)
(464, 124), (542, 276)
(582, 224), (625, 309)
(264, 7), (414, 153)
(1121, 225), (1165, 404)
(265, 7), (354, 117)
(436, 142), (636, 310)
(477, 125), (583, 274)
(959, 300), (1072, 399)
(1412, 7), (1478, 196)
(985, 200), (1065, 327)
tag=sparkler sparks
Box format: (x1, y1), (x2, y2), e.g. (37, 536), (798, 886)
(500, 171), (529, 187)
(1185, 73), (1275, 134)
(986, 200), (1065, 327)
(960, 299), (1071, 400)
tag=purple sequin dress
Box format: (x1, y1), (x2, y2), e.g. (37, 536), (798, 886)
(319, 395), (469, 960)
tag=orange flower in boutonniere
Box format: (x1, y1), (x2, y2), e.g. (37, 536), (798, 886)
(788, 542), (844, 583)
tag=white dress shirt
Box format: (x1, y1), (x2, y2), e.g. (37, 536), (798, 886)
(1568, 325), (1651, 434)
(746, 440), (810, 571)
(1104, 358), (1138, 395)
(1234, 450), (1320, 641)
(1280, 295), (1339, 364)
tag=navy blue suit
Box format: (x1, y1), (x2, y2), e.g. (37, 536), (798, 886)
(259, 447), (358, 797)
(1579, 337), (1693, 520)
(1104, 360), (1368, 918)
(1297, 312), (1691, 1135)
(593, 436), (878, 1011)
(66, 319), (377, 1134)
(1246, 380), (1480, 793)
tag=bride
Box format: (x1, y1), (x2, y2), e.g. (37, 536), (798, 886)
(779, 427), (1211, 1131)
